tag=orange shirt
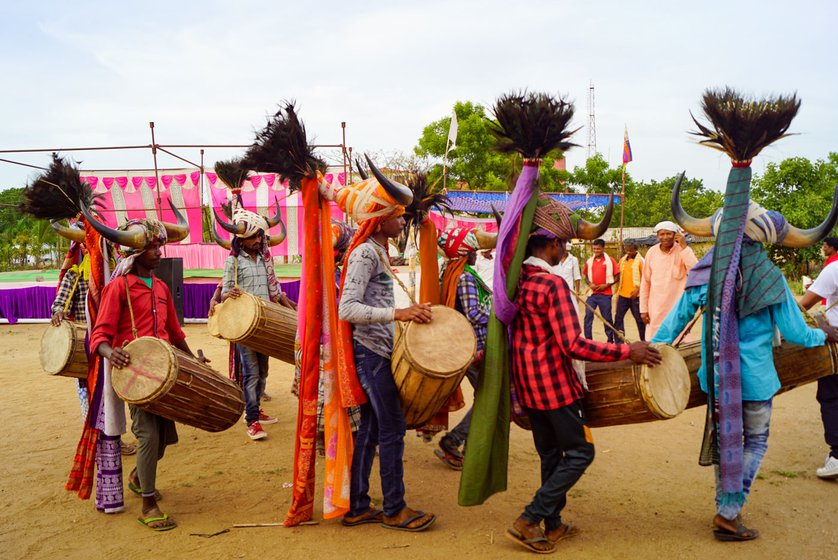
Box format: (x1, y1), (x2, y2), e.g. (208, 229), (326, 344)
(618, 256), (642, 298)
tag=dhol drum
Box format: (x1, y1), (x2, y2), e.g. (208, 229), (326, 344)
(111, 336), (244, 432)
(209, 292), (296, 364)
(582, 343), (691, 428)
(40, 321), (88, 379)
(391, 305), (476, 429)
(678, 339), (838, 410)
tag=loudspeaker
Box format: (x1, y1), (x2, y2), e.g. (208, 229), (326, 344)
(156, 257), (184, 325)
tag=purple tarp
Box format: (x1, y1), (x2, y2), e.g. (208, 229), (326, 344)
(0, 281), (301, 324)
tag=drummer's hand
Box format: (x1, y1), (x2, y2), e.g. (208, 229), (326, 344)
(208, 299), (218, 317)
(109, 346), (131, 369)
(196, 349), (211, 364)
(816, 316), (838, 343)
(641, 312), (651, 324)
(279, 294), (298, 311)
(395, 303), (433, 324)
(50, 311), (65, 327)
(628, 341), (662, 366)
(225, 287), (243, 300)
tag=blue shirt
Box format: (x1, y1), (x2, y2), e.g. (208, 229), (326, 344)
(651, 281), (826, 401)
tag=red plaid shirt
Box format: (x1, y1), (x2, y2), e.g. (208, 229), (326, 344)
(512, 264), (630, 410)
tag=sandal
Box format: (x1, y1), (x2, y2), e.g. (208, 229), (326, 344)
(712, 514), (759, 542)
(381, 510), (436, 532)
(506, 527), (556, 554)
(434, 449), (464, 471)
(546, 523), (579, 545)
(138, 512), (177, 532)
(341, 508), (384, 527)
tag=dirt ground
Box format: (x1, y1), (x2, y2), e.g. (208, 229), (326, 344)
(1, 321), (836, 560)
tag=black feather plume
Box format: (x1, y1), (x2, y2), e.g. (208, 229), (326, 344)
(19, 153), (100, 220)
(214, 158), (250, 190)
(220, 200), (233, 219)
(689, 88), (800, 161)
(241, 102), (326, 191)
(402, 171), (450, 234)
(489, 91), (580, 158)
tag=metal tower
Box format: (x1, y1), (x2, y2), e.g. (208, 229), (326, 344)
(587, 81), (597, 160)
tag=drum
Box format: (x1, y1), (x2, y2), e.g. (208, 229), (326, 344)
(40, 321), (88, 378)
(111, 336), (244, 432)
(679, 339), (838, 410)
(391, 305), (476, 429)
(582, 344), (690, 427)
(209, 292), (296, 364)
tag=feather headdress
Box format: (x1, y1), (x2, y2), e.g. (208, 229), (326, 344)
(690, 88), (800, 162)
(242, 102), (326, 191)
(19, 153), (101, 220)
(489, 91), (580, 159)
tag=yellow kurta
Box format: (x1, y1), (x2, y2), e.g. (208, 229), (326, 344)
(639, 243), (697, 339)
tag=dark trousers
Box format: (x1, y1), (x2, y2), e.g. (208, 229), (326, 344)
(445, 363), (481, 447)
(349, 342), (407, 517)
(130, 406), (178, 496)
(584, 293), (615, 342)
(817, 374), (838, 459)
(614, 295), (645, 341)
(522, 401), (595, 531)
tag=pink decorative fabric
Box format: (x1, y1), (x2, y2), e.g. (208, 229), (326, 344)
(190, 171), (201, 186)
(428, 210), (499, 234)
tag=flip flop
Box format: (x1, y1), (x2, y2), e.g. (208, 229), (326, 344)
(128, 481), (162, 501)
(341, 508), (384, 527)
(137, 513), (177, 532)
(381, 511), (436, 532)
(505, 528), (556, 554)
(712, 515), (759, 542)
(434, 449), (464, 471)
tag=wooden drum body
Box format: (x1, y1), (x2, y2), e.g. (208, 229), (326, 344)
(391, 305), (476, 429)
(679, 339), (837, 410)
(209, 292), (296, 364)
(40, 321), (88, 379)
(111, 337), (244, 432)
(583, 344), (690, 427)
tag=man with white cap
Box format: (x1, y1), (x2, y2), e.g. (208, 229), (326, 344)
(639, 220), (697, 339)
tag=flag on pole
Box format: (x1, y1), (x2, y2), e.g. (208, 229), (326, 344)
(446, 109), (458, 156)
(622, 126), (633, 168)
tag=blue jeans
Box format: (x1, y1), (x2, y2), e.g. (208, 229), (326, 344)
(445, 363), (480, 447)
(584, 293), (615, 342)
(238, 345), (269, 424)
(349, 342), (407, 517)
(714, 399), (772, 520)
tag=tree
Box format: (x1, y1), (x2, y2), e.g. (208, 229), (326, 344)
(751, 153), (838, 277)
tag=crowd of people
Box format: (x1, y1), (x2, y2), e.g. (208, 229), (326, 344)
(28, 90), (838, 555)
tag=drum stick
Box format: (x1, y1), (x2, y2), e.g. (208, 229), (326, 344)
(568, 288), (630, 344)
(673, 307), (704, 348)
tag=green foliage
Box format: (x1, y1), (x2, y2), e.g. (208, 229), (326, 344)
(414, 101), (569, 191)
(0, 187), (64, 271)
(751, 153), (838, 278)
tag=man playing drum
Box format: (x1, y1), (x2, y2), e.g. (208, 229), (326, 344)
(652, 89), (838, 541)
(336, 158), (437, 532)
(799, 262), (838, 479)
(434, 226), (492, 469)
(506, 197), (662, 554)
(219, 207), (296, 441)
(84, 213), (208, 531)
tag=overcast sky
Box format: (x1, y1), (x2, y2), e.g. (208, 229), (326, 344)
(2, 0), (836, 192)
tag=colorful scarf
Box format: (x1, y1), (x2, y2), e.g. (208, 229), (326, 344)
(459, 162), (540, 506)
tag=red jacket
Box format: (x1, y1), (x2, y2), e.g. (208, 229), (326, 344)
(90, 274), (185, 354)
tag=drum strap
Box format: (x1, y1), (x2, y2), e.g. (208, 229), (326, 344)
(124, 276), (139, 341)
(63, 273), (81, 315)
(373, 243), (418, 306)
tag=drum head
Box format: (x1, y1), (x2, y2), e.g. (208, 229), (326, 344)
(402, 305), (476, 377)
(111, 337), (177, 404)
(639, 343), (690, 419)
(215, 292), (259, 341)
(40, 322), (76, 375)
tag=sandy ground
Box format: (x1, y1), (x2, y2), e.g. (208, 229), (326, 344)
(2, 320), (836, 560)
